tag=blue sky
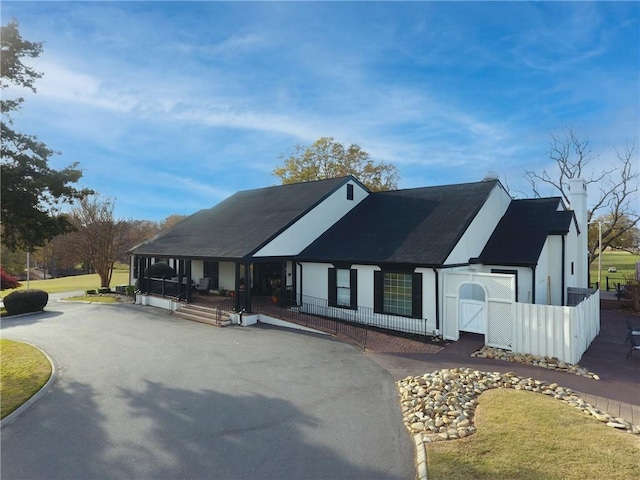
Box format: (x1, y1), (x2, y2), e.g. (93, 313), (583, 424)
(3, 1), (639, 221)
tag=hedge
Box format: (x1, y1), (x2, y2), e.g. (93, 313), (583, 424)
(3, 289), (49, 315)
(146, 262), (176, 279)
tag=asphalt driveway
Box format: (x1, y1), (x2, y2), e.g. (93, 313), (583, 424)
(1, 299), (413, 480)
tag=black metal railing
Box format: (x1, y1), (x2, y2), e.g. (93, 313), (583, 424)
(147, 277), (191, 300)
(214, 297), (236, 321)
(252, 294), (430, 350)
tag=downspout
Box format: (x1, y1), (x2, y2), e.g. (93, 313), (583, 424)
(299, 262), (303, 304)
(531, 265), (536, 304)
(292, 261), (297, 305)
(432, 268), (440, 331)
(561, 236), (566, 306)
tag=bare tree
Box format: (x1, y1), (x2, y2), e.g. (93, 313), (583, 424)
(524, 128), (639, 265)
(70, 195), (129, 287)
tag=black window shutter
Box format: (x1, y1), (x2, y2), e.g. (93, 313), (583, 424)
(412, 272), (423, 318)
(350, 269), (358, 309)
(328, 268), (337, 307)
(374, 270), (383, 313)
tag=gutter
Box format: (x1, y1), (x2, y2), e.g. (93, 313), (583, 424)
(432, 268), (440, 331)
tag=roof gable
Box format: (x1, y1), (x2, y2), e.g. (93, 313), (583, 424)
(299, 180), (500, 266)
(131, 176), (356, 259)
(476, 197), (574, 266)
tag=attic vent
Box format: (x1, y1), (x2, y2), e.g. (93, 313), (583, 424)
(483, 171), (500, 181)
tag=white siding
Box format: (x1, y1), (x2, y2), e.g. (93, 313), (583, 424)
(415, 267), (437, 332)
(254, 181), (368, 257)
(354, 265), (378, 309)
(300, 262), (438, 334)
(218, 261), (236, 291)
(300, 262), (329, 300)
(445, 183), (511, 265)
(191, 260), (204, 281)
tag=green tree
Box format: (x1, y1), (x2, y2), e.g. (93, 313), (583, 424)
(1, 19), (91, 252)
(273, 137), (399, 191)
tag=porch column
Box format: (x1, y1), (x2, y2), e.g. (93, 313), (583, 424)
(234, 262), (241, 311)
(144, 257), (151, 294)
(186, 260), (192, 303)
(245, 262), (252, 313)
(138, 257), (150, 294)
(178, 259), (185, 300)
(279, 262), (286, 307)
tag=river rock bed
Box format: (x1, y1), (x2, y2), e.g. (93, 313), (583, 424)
(397, 368), (639, 443)
(471, 346), (600, 379)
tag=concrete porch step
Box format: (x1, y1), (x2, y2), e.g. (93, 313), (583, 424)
(173, 304), (232, 327)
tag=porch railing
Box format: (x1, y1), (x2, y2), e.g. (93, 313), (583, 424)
(146, 277), (191, 301)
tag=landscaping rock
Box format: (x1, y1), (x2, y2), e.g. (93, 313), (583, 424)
(471, 346), (600, 379)
(397, 368), (639, 443)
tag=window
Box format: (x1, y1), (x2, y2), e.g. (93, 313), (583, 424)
(336, 269), (351, 306)
(374, 271), (422, 318)
(328, 268), (357, 308)
(347, 183), (354, 200)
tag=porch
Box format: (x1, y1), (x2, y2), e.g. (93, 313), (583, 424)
(131, 255), (298, 313)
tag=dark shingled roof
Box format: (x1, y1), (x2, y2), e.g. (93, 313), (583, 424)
(476, 197), (574, 266)
(299, 180), (500, 267)
(131, 176), (354, 260)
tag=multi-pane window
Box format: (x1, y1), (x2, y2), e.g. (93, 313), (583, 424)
(374, 270), (422, 318)
(336, 269), (351, 307)
(383, 272), (413, 316)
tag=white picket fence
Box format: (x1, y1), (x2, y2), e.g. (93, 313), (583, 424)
(512, 290), (600, 365)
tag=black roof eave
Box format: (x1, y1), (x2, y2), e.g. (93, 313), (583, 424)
(296, 257), (444, 270)
(477, 260), (537, 268)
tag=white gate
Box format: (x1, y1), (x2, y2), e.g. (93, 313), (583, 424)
(443, 271), (515, 349)
(459, 299), (485, 334)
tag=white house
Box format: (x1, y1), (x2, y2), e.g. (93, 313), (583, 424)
(130, 175), (590, 345)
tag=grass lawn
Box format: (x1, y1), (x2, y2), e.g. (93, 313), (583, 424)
(63, 295), (118, 303)
(426, 389), (640, 480)
(1, 270), (130, 295)
(590, 250), (639, 287)
(0, 339), (52, 419)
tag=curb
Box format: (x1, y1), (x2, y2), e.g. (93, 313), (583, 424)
(0, 342), (56, 428)
(414, 433), (428, 480)
(0, 310), (45, 320)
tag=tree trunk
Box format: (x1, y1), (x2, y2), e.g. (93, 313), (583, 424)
(98, 268), (111, 288)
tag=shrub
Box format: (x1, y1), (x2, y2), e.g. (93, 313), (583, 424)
(85, 289), (97, 295)
(145, 262), (176, 279)
(3, 289), (48, 315)
(125, 285), (136, 296)
(98, 287), (111, 294)
(0, 266), (22, 290)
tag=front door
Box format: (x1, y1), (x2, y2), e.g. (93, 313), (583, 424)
(253, 263), (283, 296)
(203, 261), (219, 290)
